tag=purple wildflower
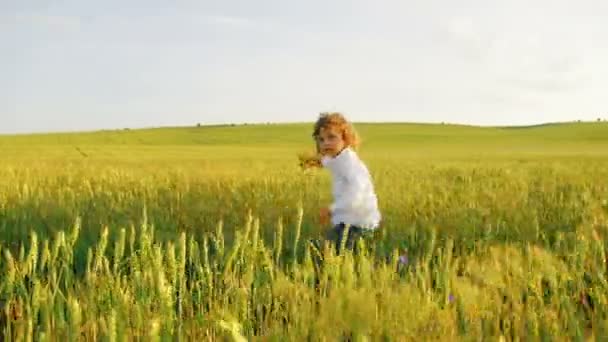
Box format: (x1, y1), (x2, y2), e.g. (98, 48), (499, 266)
(399, 255), (409, 265)
(448, 294), (455, 302)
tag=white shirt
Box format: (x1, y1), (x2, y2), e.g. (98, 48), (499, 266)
(321, 147), (381, 229)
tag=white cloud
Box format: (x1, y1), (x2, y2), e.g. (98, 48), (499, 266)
(489, 33), (592, 93)
(440, 13), (593, 95)
(204, 15), (254, 27)
(8, 13), (81, 31)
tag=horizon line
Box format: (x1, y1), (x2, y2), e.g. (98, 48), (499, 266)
(1, 118), (606, 137)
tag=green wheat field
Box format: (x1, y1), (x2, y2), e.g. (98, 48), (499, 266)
(1, 121), (608, 340)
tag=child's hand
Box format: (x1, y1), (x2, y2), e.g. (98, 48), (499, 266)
(298, 151), (322, 170)
(319, 207), (331, 225)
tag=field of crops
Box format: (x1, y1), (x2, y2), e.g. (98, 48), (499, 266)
(1, 122), (608, 340)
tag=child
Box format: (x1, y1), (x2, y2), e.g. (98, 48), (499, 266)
(310, 112), (381, 255)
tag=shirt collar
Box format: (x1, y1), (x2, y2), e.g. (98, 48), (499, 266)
(321, 147), (352, 169)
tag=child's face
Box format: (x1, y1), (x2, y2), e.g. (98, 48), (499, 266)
(316, 126), (345, 157)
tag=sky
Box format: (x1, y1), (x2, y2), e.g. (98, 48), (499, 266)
(1, 0), (607, 134)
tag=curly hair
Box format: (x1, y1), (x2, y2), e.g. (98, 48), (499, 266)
(311, 112), (360, 153)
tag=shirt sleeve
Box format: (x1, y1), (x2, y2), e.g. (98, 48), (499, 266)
(329, 159), (372, 213)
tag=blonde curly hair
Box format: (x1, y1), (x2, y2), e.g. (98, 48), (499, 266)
(298, 112), (361, 170)
(311, 112), (360, 153)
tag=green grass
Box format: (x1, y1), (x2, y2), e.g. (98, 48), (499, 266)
(3, 121), (607, 157)
(1, 121), (608, 340)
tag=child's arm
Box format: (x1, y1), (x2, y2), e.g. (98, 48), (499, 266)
(319, 207), (331, 225)
(329, 160), (373, 214)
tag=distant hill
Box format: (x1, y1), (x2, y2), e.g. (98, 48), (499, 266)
(1, 121), (607, 147)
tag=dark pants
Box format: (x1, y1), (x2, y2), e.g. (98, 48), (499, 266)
(310, 223), (380, 292)
(311, 223), (378, 257)
(326, 223), (377, 255)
